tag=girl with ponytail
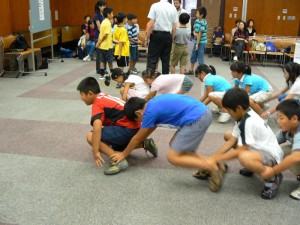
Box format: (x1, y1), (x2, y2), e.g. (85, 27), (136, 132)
(230, 61), (273, 116)
(195, 64), (232, 123)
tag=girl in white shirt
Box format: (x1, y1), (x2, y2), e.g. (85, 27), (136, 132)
(111, 68), (150, 101)
(142, 68), (193, 102)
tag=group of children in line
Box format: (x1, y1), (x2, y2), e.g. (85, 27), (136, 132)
(77, 60), (300, 201)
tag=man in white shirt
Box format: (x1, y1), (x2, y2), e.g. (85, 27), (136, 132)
(146, 0), (178, 74)
(173, 0), (191, 30)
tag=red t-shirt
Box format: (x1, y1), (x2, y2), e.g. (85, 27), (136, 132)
(91, 93), (140, 129)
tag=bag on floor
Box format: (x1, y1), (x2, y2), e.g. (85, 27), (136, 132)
(39, 58), (48, 69)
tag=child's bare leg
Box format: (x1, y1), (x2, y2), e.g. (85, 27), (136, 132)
(208, 95), (227, 112)
(180, 65), (186, 74)
(167, 150), (213, 170)
(86, 131), (144, 157)
(238, 150), (266, 174)
(129, 61), (136, 71)
(170, 65), (176, 74)
(188, 63), (195, 73)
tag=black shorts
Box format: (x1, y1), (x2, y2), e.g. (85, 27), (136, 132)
(99, 49), (114, 63)
(115, 56), (129, 67)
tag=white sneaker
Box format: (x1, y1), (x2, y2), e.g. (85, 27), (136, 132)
(211, 107), (221, 114)
(233, 56), (238, 61)
(218, 112), (231, 123)
(290, 185), (300, 200)
(83, 55), (91, 62)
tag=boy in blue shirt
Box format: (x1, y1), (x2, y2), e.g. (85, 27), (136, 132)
(126, 13), (143, 74)
(186, 7), (208, 75)
(261, 99), (300, 200)
(110, 94), (225, 192)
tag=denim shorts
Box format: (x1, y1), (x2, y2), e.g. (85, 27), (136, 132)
(102, 126), (139, 151)
(130, 46), (139, 61)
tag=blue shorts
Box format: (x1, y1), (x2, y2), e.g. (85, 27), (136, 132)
(130, 46), (139, 61)
(102, 126), (139, 151)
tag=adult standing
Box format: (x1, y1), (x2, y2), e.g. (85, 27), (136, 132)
(94, 1), (107, 74)
(173, 0), (191, 30)
(146, 0), (178, 75)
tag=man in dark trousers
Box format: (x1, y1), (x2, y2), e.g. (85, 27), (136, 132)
(146, 0), (178, 74)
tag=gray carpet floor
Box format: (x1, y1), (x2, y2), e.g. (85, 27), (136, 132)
(1, 47), (299, 225)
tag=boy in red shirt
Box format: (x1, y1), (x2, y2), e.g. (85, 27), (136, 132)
(77, 77), (157, 175)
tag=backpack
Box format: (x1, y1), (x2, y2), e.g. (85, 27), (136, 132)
(255, 43), (266, 51)
(265, 41), (277, 52)
(249, 39), (258, 51)
(10, 34), (29, 51)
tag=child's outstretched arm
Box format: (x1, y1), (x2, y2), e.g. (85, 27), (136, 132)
(213, 145), (248, 162)
(261, 151), (300, 179)
(110, 127), (157, 163)
(200, 85), (213, 105)
(92, 119), (105, 167)
(121, 82), (131, 102)
(144, 91), (157, 102)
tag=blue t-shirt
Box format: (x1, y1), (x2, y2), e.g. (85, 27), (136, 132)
(141, 94), (208, 128)
(204, 74), (232, 92)
(233, 74), (270, 94)
(193, 19), (207, 44)
(94, 13), (105, 40)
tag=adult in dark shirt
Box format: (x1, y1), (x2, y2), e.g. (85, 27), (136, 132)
(247, 19), (256, 37)
(94, 1), (107, 74)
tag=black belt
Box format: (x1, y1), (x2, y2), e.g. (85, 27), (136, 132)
(153, 30), (171, 34)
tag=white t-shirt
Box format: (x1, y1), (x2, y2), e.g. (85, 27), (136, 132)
(150, 74), (184, 94)
(232, 109), (283, 163)
(148, 0), (178, 32)
(125, 75), (149, 98)
(289, 77), (300, 99)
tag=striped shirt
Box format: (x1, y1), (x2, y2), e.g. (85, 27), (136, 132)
(126, 24), (138, 47)
(194, 19), (208, 44)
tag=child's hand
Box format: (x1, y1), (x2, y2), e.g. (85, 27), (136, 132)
(195, 43), (199, 51)
(94, 152), (105, 167)
(110, 152), (125, 163)
(205, 157), (219, 171)
(260, 166), (275, 180)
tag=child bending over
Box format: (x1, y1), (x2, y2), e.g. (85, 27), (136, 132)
(142, 68), (193, 102)
(205, 88), (283, 199)
(195, 64), (232, 123)
(77, 77), (157, 175)
(261, 99), (300, 200)
(111, 68), (150, 101)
